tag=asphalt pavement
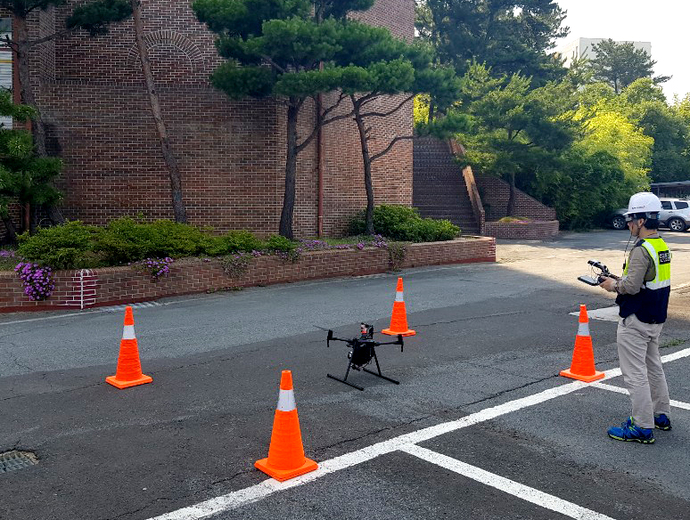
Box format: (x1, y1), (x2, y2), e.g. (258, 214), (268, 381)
(1, 229), (690, 520)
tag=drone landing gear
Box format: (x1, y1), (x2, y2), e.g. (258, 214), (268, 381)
(327, 349), (399, 391)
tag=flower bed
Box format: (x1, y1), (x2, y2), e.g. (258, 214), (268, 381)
(0, 236), (495, 312)
(483, 220), (559, 240)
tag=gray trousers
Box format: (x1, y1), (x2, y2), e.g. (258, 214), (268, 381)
(617, 313), (671, 429)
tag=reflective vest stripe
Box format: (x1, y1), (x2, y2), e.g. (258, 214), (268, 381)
(577, 322), (590, 336)
(645, 279), (671, 289)
(122, 325), (136, 340)
(277, 389), (296, 412)
(639, 239), (671, 290)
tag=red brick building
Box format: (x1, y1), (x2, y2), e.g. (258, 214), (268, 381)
(3, 0), (414, 239)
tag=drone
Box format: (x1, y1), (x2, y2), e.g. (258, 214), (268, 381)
(324, 323), (404, 391)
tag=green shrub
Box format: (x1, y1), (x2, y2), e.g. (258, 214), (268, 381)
(498, 216), (531, 223)
(16, 221), (101, 269)
(349, 205), (460, 242)
(94, 218), (208, 265)
(262, 234), (297, 253)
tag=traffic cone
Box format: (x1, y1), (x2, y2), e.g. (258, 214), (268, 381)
(255, 370), (318, 482)
(106, 306), (153, 389)
(382, 277), (416, 336)
(560, 304), (604, 382)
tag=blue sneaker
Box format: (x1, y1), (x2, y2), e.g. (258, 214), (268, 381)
(607, 417), (655, 444)
(654, 414), (672, 431)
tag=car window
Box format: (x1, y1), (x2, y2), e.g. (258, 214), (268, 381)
(675, 201), (688, 209)
(661, 201), (672, 210)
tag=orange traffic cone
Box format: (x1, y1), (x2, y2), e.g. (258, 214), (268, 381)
(106, 306), (153, 389)
(560, 304), (604, 382)
(255, 370), (318, 482)
(382, 277), (416, 336)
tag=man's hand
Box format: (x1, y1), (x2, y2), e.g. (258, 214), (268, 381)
(599, 276), (617, 292)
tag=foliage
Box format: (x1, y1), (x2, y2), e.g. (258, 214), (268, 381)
(14, 261), (55, 301)
(498, 216), (531, 223)
(571, 100), (653, 191)
(194, 0), (378, 238)
(456, 63), (577, 215)
(220, 253), (253, 279)
(587, 39), (670, 94)
(387, 241), (407, 271)
(0, 248), (16, 270)
(133, 257), (173, 281)
(349, 205), (459, 242)
(16, 221), (99, 269)
(66, 0), (132, 35)
(95, 218), (210, 265)
(0, 91), (63, 232)
(416, 0), (568, 86)
(533, 150), (628, 229)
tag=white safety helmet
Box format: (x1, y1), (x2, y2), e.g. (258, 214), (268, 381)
(624, 192), (661, 219)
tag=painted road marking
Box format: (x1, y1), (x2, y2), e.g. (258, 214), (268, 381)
(147, 346), (690, 520)
(592, 382), (690, 411)
(570, 306), (619, 322)
(401, 444), (616, 520)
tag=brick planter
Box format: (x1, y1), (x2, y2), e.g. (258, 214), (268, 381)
(0, 236), (495, 313)
(483, 220), (559, 240)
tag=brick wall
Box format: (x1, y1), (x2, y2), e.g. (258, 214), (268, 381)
(0, 0), (414, 242)
(484, 220), (559, 240)
(477, 175), (557, 221)
(0, 236), (496, 312)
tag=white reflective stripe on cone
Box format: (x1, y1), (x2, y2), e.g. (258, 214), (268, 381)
(395, 292), (404, 302)
(577, 322), (590, 336)
(277, 389), (296, 412)
(122, 325), (136, 340)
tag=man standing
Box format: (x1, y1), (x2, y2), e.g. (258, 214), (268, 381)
(599, 192), (672, 444)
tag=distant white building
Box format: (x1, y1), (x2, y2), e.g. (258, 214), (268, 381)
(556, 37), (652, 67)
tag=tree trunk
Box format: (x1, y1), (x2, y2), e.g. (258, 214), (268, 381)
(131, 0), (187, 223)
(279, 100), (299, 239)
(2, 214), (18, 243)
(352, 97), (375, 235)
(15, 18), (47, 157)
(506, 172), (516, 217)
(15, 18), (65, 225)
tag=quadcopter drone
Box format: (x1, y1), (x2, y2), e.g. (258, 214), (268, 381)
(324, 323), (404, 391)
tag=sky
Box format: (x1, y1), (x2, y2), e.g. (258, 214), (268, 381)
(553, 0), (690, 102)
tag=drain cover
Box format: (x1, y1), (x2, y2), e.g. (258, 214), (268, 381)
(0, 450), (39, 473)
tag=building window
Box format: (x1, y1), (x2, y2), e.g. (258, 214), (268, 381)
(0, 17), (13, 129)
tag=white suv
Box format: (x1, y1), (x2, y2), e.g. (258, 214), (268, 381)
(659, 198), (690, 232)
(610, 198), (690, 232)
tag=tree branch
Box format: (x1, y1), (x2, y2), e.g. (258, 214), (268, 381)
(1, 35), (18, 51)
(370, 135), (415, 162)
(295, 95), (351, 153)
(29, 29), (73, 47)
(360, 94), (415, 119)
(261, 55), (286, 74)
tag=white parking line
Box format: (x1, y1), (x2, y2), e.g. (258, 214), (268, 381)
(401, 444), (616, 520)
(592, 382), (690, 411)
(147, 346), (690, 520)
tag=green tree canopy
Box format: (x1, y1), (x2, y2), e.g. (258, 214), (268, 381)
(0, 91), (62, 241)
(194, 0), (405, 238)
(455, 63), (576, 216)
(416, 0), (568, 86)
(587, 39), (671, 94)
